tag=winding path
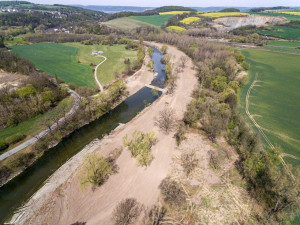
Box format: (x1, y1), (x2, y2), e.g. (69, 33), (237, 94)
(0, 89), (81, 161)
(94, 55), (107, 92)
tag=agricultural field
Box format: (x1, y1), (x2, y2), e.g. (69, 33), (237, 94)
(199, 12), (249, 18)
(130, 14), (174, 26)
(258, 26), (300, 40)
(265, 40), (300, 52)
(180, 16), (200, 24)
(11, 43), (94, 87)
(239, 49), (300, 166)
(0, 97), (72, 152)
(64, 43), (137, 85)
(103, 17), (154, 30)
(252, 12), (300, 21)
(166, 26), (186, 33)
(159, 11), (191, 15)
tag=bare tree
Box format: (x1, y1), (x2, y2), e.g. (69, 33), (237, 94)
(112, 198), (143, 225)
(180, 149), (199, 176)
(179, 56), (188, 69)
(154, 108), (177, 134)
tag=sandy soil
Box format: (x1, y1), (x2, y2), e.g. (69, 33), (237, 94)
(0, 71), (26, 90)
(12, 42), (198, 225)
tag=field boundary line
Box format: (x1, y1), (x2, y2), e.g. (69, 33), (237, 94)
(245, 73), (296, 179)
(94, 55), (107, 92)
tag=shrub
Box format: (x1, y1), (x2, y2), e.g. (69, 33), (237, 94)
(160, 45), (168, 54)
(181, 149), (199, 175)
(242, 61), (250, 71)
(5, 133), (26, 145)
(78, 152), (113, 189)
(112, 198), (142, 225)
(159, 177), (186, 207)
(175, 122), (186, 146)
(0, 141), (8, 151)
(123, 130), (156, 166)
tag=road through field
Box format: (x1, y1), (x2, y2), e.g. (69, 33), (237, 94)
(0, 90), (81, 161)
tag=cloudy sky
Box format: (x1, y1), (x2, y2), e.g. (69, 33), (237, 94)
(29, 0), (300, 7)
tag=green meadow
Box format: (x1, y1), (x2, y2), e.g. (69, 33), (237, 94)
(11, 43), (94, 87)
(239, 49), (300, 166)
(258, 26), (300, 40)
(265, 40), (300, 52)
(130, 14), (174, 26)
(64, 43), (137, 85)
(11, 43), (137, 87)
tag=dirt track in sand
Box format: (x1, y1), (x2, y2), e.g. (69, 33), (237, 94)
(19, 42), (198, 225)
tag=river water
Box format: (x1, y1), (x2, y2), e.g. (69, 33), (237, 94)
(0, 47), (167, 224)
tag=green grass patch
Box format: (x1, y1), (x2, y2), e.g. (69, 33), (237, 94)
(63, 43), (137, 85)
(103, 17), (154, 31)
(0, 97), (72, 151)
(251, 12), (300, 21)
(258, 26), (300, 40)
(11, 43), (94, 87)
(239, 49), (300, 166)
(267, 40), (300, 47)
(130, 14), (174, 26)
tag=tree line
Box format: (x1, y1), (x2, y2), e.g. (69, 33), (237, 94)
(129, 28), (300, 223)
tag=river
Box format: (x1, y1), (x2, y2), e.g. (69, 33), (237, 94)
(0, 46), (167, 224)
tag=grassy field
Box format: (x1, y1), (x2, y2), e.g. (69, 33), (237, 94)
(11, 43), (94, 87)
(64, 43), (137, 85)
(239, 49), (300, 166)
(258, 26), (300, 40)
(265, 40), (300, 52)
(130, 14), (173, 26)
(0, 97), (71, 150)
(199, 12), (249, 18)
(252, 12), (300, 21)
(103, 17), (154, 30)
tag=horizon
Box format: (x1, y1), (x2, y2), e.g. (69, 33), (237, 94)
(27, 0), (300, 8)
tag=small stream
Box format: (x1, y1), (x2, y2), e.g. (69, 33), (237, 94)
(0, 46), (167, 224)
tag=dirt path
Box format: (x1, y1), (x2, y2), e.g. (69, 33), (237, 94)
(94, 55), (107, 92)
(13, 43), (197, 225)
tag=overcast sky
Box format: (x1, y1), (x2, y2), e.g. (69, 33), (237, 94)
(28, 0), (300, 7)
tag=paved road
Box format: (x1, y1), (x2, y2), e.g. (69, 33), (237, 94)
(0, 89), (81, 161)
(94, 55), (107, 92)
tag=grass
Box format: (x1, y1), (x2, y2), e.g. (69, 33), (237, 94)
(180, 16), (200, 24)
(103, 17), (154, 31)
(167, 26), (186, 33)
(199, 12), (249, 18)
(159, 11), (191, 15)
(252, 12), (300, 21)
(11, 43), (94, 87)
(130, 14), (174, 26)
(264, 40), (300, 53)
(63, 43), (137, 85)
(239, 49), (300, 166)
(258, 26), (300, 40)
(0, 97), (72, 151)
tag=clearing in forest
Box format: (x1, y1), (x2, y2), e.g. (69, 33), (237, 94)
(239, 49), (300, 166)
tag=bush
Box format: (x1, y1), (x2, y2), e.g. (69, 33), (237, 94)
(5, 133), (26, 145)
(123, 130), (156, 166)
(78, 152), (113, 189)
(160, 45), (168, 54)
(112, 198), (142, 225)
(0, 141), (8, 151)
(159, 177), (186, 207)
(242, 61), (250, 71)
(181, 150), (199, 175)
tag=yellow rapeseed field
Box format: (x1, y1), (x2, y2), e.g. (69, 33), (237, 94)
(159, 11), (191, 15)
(276, 11), (300, 16)
(199, 12), (249, 18)
(180, 16), (200, 24)
(166, 26), (186, 33)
